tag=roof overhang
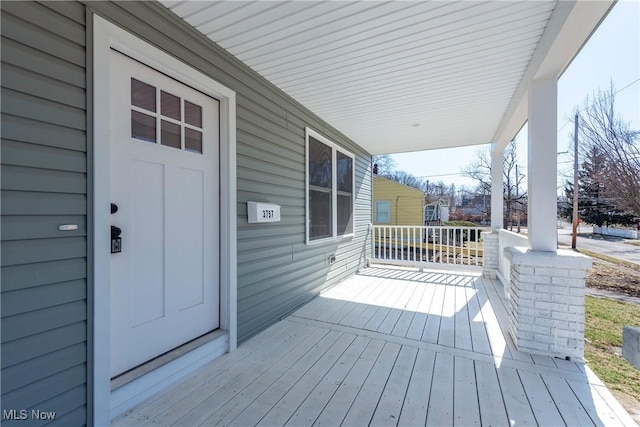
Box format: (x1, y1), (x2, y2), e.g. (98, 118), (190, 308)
(162, 0), (615, 155)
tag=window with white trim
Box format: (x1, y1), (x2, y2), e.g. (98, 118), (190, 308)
(375, 200), (391, 223)
(306, 128), (355, 243)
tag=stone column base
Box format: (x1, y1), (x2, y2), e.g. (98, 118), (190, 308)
(505, 247), (592, 360)
(482, 231), (499, 279)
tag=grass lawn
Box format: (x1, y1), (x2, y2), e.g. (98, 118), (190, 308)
(578, 248), (639, 270)
(585, 296), (640, 400)
(625, 240), (640, 247)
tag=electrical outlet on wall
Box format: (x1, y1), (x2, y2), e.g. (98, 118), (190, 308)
(328, 255), (336, 265)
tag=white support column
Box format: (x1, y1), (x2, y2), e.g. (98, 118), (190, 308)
(527, 78), (558, 252)
(490, 144), (504, 230)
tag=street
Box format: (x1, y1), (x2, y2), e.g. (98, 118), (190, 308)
(557, 222), (640, 266)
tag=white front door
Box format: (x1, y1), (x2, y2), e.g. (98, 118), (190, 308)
(109, 50), (220, 377)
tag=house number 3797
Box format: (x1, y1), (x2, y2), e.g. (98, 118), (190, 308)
(262, 210), (274, 219)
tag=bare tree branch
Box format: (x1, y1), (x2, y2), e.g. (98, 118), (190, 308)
(460, 140), (527, 228)
(573, 83), (640, 216)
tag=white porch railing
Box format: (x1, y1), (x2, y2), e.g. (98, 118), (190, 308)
(371, 224), (489, 270)
(497, 229), (528, 296)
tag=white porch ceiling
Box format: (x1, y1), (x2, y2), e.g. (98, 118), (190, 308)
(162, 1), (613, 155)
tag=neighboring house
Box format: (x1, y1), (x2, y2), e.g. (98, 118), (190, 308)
(373, 176), (425, 226)
(0, 1), (613, 425)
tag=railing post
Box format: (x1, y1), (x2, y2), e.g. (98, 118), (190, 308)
(370, 223), (374, 265)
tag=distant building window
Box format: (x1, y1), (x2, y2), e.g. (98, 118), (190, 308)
(375, 200), (391, 223)
(306, 128), (355, 243)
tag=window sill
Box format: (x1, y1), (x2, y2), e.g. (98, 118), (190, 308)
(306, 233), (355, 246)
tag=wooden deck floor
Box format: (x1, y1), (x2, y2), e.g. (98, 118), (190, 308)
(114, 266), (636, 426)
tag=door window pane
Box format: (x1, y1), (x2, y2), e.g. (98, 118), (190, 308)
(309, 190), (332, 240)
(161, 91), (181, 120)
(131, 111), (156, 143)
(161, 120), (181, 149)
(131, 78), (156, 112)
(185, 128), (202, 154)
(185, 101), (202, 128)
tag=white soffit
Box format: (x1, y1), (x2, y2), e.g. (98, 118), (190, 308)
(164, 1), (571, 154)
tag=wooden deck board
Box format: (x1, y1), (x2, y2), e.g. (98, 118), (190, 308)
(568, 379), (618, 427)
(114, 266), (634, 427)
(377, 282), (418, 335)
(542, 374), (597, 427)
(453, 356), (481, 426)
(341, 342), (402, 426)
(171, 327), (329, 426)
(425, 352), (454, 426)
(482, 277), (534, 363)
(257, 334), (369, 426)
(475, 276), (515, 361)
(453, 283), (473, 351)
(354, 278), (402, 330)
(392, 280), (427, 337)
(422, 284), (445, 343)
(405, 281), (435, 341)
(592, 383), (639, 426)
(221, 331), (354, 426)
(465, 283), (493, 355)
(437, 283), (455, 348)
(496, 365), (538, 426)
(112, 319), (300, 427)
(397, 348), (435, 426)
(369, 345), (417, 426)
(518, 370), (566, 426)
(475, 360), (510, 426)
(311, 339), (386, 426)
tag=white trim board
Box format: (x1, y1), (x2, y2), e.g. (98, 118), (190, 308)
(92, 15), (237, 425)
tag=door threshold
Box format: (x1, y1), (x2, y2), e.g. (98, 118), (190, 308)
(110, 329), (228, 419)
(111, 329), (226, 390)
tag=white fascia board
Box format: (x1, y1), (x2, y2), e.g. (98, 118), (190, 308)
(492, 0), (614, 147)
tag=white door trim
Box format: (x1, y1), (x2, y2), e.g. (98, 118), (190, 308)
(92, 15), (237, 425)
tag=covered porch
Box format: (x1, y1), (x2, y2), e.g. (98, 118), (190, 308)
(160, 0), (613, 361)
(114, 0), (618, 423)
(114, 265), (633, 426)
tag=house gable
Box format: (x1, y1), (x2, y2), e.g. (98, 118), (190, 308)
(373, 176), (425, 226)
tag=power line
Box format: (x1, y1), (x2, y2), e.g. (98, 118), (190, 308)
(556, 77), (640, 135)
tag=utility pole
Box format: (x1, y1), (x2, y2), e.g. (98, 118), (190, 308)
(572, 114), (579, 249)
(516, 164), (521, 233)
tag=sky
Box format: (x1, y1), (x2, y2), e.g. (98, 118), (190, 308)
(390, 1), (640, 192)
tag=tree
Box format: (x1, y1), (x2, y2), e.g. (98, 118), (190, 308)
(460, 140), (526, 228)
(502, 142), (527, 230)
(382, 170), (426, 191)
(561, 145), (636, 226)
(574, 84), (640, 217)
(372, 154), (397, 176)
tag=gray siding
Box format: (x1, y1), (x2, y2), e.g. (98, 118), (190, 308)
(1, 1), (88, 425)
(88, 0), (372, 343)
(1, 0), (371, 424)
